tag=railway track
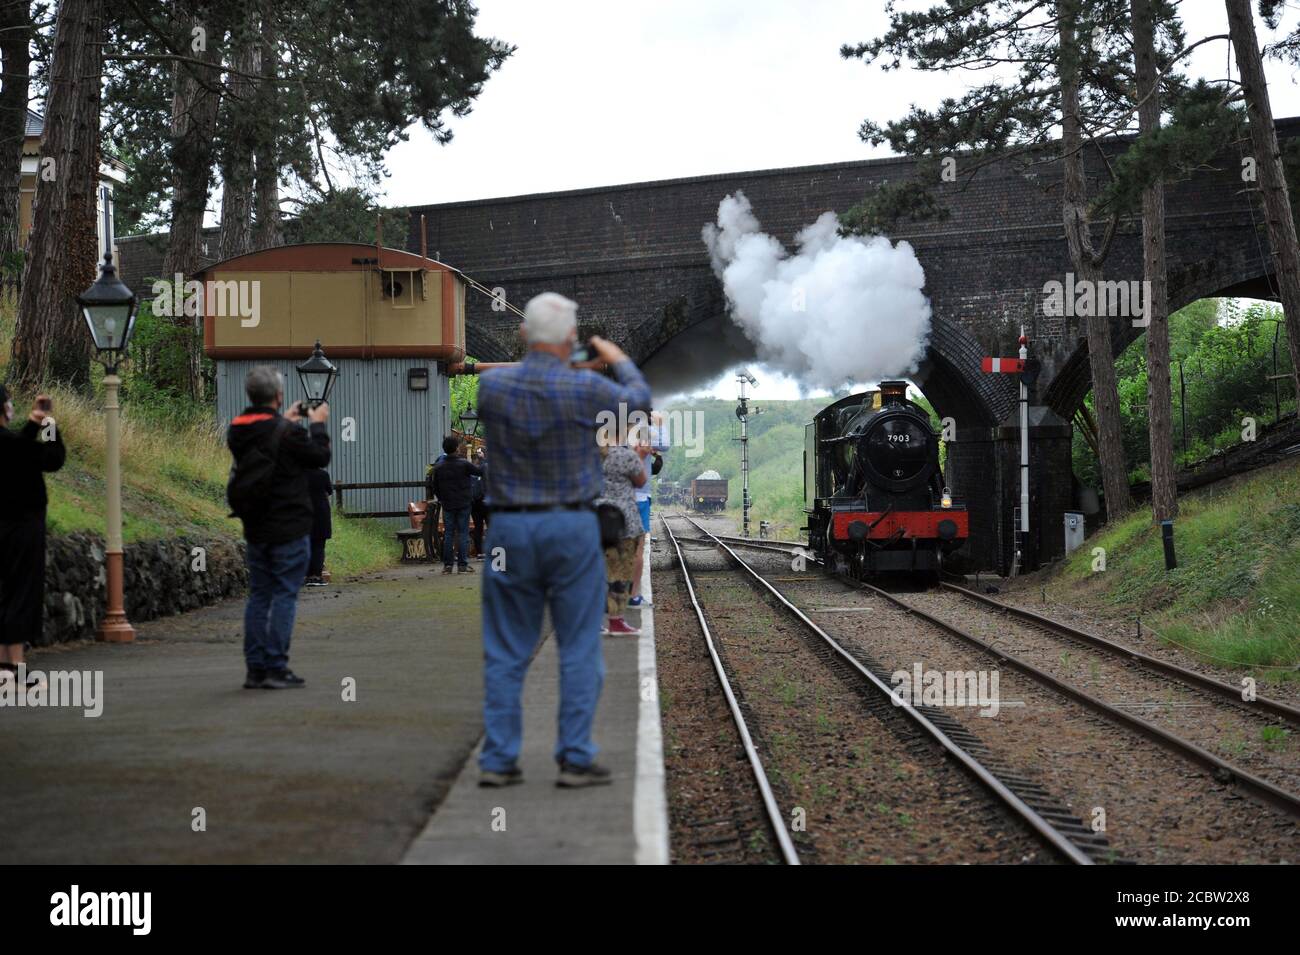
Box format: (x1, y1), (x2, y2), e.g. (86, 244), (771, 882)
(868, 581), (1300, 818)
(662, 518), (802, 865)
(665, 514), (1109, 864)
(937, 581), (1300, 726)
(683, 519), (1300, 821)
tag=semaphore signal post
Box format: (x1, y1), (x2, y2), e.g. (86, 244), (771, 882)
(982, 330), (1041, 576)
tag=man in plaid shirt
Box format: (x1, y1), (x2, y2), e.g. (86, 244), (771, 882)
(476, 292), (651, 788)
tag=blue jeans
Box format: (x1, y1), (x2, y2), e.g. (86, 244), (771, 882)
(480, 510), (606, 772)
(442, 506), (470, 568)
(243, 535), (311, 672)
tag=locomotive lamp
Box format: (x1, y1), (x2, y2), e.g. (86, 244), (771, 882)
(78, 251), (139, 644)
(941, 487), (953, 509)
(296, 340), (338, 408)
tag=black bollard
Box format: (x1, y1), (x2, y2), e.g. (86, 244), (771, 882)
(1161, 519), (1177, 571)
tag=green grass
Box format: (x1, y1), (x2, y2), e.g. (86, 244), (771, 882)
(0, 296), (398, 578)
(1052, 460), (1300, 672)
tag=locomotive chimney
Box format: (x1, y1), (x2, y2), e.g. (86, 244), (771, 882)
(879, 380), (908, 405)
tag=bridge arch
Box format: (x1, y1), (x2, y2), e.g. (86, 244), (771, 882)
(1043, 259), (1279, 420)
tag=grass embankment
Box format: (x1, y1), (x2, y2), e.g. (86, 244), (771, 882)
(1048, 460), (1300, 675)
(0, 300), (396, 578)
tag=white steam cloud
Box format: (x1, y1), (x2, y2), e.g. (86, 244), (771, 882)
(702, 191), (931, 389)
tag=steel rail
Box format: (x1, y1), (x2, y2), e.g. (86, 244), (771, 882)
(661, 517), (802, 865)
(697, 525), (1299, 724)
(939, 581), (1300, 726)
(689, 519), (1300, 815)
(847, 577), (1300, 819)
(681, 516), (1094, 865)
(705, 532), (823, 563)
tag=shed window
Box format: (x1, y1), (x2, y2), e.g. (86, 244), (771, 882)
(380, 269), (417, 309)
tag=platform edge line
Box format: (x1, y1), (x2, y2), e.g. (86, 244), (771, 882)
(634, 532), (670, 865)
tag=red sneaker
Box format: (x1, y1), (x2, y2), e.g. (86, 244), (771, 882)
(606, 617), (640, 635)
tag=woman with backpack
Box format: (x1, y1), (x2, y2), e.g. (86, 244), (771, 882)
(594, 429), (648, 636)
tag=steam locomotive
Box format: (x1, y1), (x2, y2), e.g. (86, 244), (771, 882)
(804, 381), (967, 578)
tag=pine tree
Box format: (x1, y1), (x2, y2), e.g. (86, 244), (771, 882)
(1060, 0), (1131, 517)
(1132, 0), (1177, 535)
(96, 0), (512, 397)
(251, 14), (280, 249)
(840, 0), (1199, 520)
(9, 0), (101, 391)
(216, 1), (256, 260)
(0, 0), (32, 276)
(1226, 0), (1300, 409)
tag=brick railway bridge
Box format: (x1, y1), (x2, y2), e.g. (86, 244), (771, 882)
(399, 120), (1297, 573)
(117, 119), (1299, 573)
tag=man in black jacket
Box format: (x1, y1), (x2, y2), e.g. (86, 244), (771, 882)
(431, 434), (482, 574)
(0, 384), (65, 689)
(227, 366), (331, 689)
(304, 468), (333, 587)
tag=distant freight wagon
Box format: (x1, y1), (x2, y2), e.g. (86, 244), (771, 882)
(689, 470), (729, 512)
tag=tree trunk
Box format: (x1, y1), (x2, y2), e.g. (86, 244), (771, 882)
(1059, 1), (1131, 518)
(218, 10), (256, 260)
(1227, 0), (1300, 406)
(9, 0), (102, 392)
(162, 2), (223, 398)
(1133, 0), (1177, 525)
(0, 0), (31, 275)
(163, 3), (222, 281)
(252, 17), (281, 248)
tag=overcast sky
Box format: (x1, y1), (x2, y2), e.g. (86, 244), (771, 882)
(380, 1), (1300, 399)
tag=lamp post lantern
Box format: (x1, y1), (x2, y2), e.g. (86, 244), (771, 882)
(296, 340), (338, 408)
(77, 251), (138, 643)
(458, 405), (480, 437)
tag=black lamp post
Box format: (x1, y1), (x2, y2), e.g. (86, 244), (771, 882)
(458, 405), (480, 437)
(76, 252), (139, 643)
(296, 340), (338, 408)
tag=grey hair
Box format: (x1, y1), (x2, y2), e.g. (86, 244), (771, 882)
(523, 292), (578, 346)
(245, 365), (285, 406)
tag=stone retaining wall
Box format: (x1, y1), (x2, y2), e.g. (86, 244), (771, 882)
(39, 533), (246, 646)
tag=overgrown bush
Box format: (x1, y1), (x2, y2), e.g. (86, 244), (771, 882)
(1074, 299), (1296, 488)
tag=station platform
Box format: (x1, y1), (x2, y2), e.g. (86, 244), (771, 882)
(402, 553), (669, 865)
(1, 549), (668, 865)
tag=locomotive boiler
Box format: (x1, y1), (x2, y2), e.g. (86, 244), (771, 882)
(804, 381), (967, 577)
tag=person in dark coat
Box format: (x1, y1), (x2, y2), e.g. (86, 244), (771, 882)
(431, 434), (483, 574)
(305, 469), (333, 586)
(227, 366), (331, 689)
(470, 447), (488, 559)
(0, 385), (65, 690)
